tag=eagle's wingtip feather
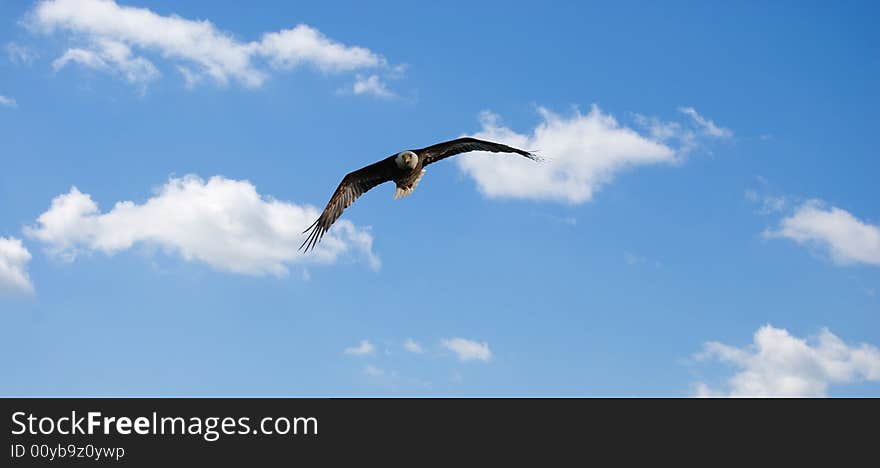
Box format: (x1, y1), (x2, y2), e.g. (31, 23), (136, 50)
(526, 150), (547, 163)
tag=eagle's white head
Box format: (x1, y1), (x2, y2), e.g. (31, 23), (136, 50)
(395, 151), (419, 170)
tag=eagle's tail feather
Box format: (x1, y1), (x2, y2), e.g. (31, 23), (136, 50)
(393, 187), (409, 199)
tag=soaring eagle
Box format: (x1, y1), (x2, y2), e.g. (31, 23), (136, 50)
(300, 137), (539, 252)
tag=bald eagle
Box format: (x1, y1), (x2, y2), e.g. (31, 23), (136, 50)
(300, 137), (539, 252)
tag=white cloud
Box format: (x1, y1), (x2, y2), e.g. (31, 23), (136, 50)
(53, 39), (159, 86)
(52, 48), (105, 70)
(0, 95), (17, 108)
(345, 340), (375, 357)
(0, 237), (35, 296)
(28, 0), (395, 91)
(25, 175), (380, 275)
(678, 106), (733, 139)
(5, 42), (39, 65)
(257, 25), (383, 72)
(441, 338), (491, 363)
(765, 200), (880, 266)
(351, 74), (394, 98)
(694, 325), (880, 397)
(458, 105), (728, 204)
(403, 338), (424, 354)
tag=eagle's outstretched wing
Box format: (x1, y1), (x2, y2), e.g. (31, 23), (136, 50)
(300, 156), (396, 252)
(417, 137), (539, 166)
(301, 138), (540, 252)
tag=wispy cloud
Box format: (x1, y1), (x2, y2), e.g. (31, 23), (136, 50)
(458, 105), (730, 204)
(361, 364), (432, 391)
(441, 338), (491, 363)
(0, 95), (18, 108)
(745, 189), (788, 214)
(25, 175), (380, 275)
(623, 250), (645, 266)
(363, 364), (384, 376)
(634, 107), (733, 154)
(52, 39), (160, 89)
(27, 0), (401, 93)
(5, 42), (39, 65)
(403, 338), (424, 354)
(0, 237), (34, 297)
(694, 325), (880, 397)
(350, 74), (394, 98)
(344, 340), (376, 357)
(677, 106), (733, 139)
(764, 200), (880, 267)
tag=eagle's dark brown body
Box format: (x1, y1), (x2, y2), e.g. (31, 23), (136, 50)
(391, 154), (427, 199)
(393, 159), (424, 190)
(396, 164), (424, 186)
(300, 137), (539, 252)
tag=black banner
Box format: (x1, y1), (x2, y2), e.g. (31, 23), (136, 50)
(2, 398), (874, 465)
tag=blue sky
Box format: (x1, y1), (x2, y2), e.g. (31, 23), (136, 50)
(1, 0), (878, 396)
